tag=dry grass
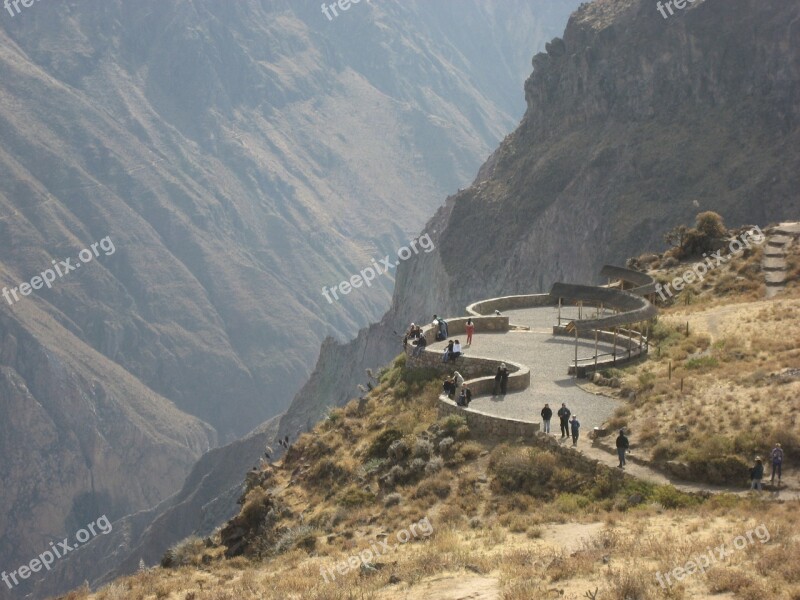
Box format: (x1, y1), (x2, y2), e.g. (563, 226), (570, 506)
(72, 230), (800, 600)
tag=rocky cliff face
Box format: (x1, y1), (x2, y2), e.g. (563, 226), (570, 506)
(278, 0), (800, 440)
(0, 0), (577, 591)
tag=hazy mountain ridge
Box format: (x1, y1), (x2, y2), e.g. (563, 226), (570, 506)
(0, 0), (577, 592)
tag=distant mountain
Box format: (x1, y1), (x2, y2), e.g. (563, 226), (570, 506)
(277, 0), (800, 448)
(0, 0), (578, 593)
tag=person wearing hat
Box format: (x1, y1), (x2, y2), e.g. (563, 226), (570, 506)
(615, 429), (630, 468)
(750, 457), (764, 491)
(570, 415), (581, 446)
(770, 443), (784, 485)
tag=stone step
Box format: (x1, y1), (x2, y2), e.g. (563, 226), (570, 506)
(765, 272), (788, 283)
(776, 222), (800, 235)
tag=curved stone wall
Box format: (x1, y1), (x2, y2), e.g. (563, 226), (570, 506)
(599, 265), (658, 296)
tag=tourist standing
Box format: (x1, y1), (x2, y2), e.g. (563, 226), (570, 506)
(750, 457), (764, 491)
(499, 363), (510, 395)
(432, 315), (448, 340)
(465, 318), (475, 346)
(570, 415), (581, 446)
(616, 429), (629, 468)
(558, 403), (571, 438)
(541, 403), (552, 434)
(770, 443), (783, 485)
(453, 371), (464, 399)
(493, 366), (503, 396)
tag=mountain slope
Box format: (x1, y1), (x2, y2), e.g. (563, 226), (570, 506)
(0, 0), (579, 590)
(277, 0), (800, 443)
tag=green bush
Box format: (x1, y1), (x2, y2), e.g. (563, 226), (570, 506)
(338, 485), (376, 507)
(652, 485), (702, 509)
(437, 414), (468, 437)
(685, 356), (719, 370)
(553, 493), (591, 514)
(366, 429), (404, 459)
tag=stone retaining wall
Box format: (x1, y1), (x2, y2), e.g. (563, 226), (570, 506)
(466, 293), (555, 317)
(438, 398), (540, 437)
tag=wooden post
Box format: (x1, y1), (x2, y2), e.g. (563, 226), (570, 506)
(594, 329), (599, 372)
(578, 301), (582, 320)
(628, 328), (633, 358)
(680, 377), (684, 393)
(639, 322), (643, 351)
(612, 328), (618, 365)
(558, 297), (562, 326)
(686, 321), (690, 336)
(574, 325), (579, 378)
(645, 322), (650, 352)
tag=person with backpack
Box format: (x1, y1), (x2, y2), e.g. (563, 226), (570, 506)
(570, 415), (581, 446)
(432, 315), (448, 340)
(770, 443), (783, 485)
(616, 429), (630, 468)
(750, 457), (764, 491)
(558, 403), (571, 438)
(541, 403), (552, 434)
(457, 385), (472, 407)
(465, 318), (475, 346)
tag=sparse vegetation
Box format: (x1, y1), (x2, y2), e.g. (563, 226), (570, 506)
(78, 224), (800, 600)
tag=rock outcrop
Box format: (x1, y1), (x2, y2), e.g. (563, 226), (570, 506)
(278, 0), (800, 445)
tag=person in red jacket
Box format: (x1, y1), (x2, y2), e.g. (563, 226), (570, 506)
(465, 318), (475, 346)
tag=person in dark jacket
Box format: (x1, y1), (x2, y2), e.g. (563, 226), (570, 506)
(541, 404), (553, 434)
(442, 340), (455, 363)
(493, 363), (508, 396)
(570, 415), (581, 446)
(500, 364), (510, 394)
(411, 334), (427, 358)
(557, 403), (571, 438)
(750, 457), (764, 491)
(616, 429), (630, 468)
(443, 376), (455, 398)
